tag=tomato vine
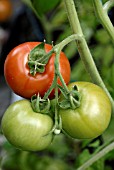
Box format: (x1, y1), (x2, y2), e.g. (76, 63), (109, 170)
(1, 0), (114, 169)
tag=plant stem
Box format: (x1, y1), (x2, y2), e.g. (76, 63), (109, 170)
(63, 0), (114, 113)
(54, 80), (59, 129)
(54, 34), (83, 51)
(43, 34), (83, 101)
(54, 34), (82, 94)
(103, 0), (114, 13)
(77, 141), (114, 170)
(43, 35), (82, 99)
(43, 75), (57, 99)
(92, 0), (114, 43)
(54, 51), (70, 94)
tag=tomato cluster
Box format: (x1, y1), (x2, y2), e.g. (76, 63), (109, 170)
(1, 42), (112, 152)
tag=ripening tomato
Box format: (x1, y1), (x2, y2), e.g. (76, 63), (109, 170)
(1, 100), (54, 151)
(0, 0), (12, 22)
(59, 82), (111, 139)
(4, 42), (71, 99)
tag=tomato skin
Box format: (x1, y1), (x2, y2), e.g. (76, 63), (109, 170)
(0, 0), (12, 22)
(1, 100), (54, 151)
(59, 82), (111, 139)
(4, 42), (71, 99)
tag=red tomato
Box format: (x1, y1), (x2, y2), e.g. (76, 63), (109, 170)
(4, 42), (71, 99)
(0, 0), (12, 22)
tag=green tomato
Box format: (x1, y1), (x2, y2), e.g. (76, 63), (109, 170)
(59, 82), (111, 139)
(1, 100), (54, 151)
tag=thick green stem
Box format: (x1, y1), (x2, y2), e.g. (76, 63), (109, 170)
(103, 0), (114, 13)
(63, 0), (114, 113)
(77, 141), (114, 170)
(54, 34), (83, 51)
(93, 0), (114, 43)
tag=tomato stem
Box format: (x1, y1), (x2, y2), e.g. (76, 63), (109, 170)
(43, 75), (57, 100)
(92, 0), (114, 43)
(53, 34), (83, 95)
(54, 34), (83, 51)
(77, 141), (114, 170)
(54, 51), (70, 94)
(103, 0), (114, 13)
(54, 47), (81, 109)
(42, 34), (83, 100)
(63, 0), (114, 114)
(53, 81), (61, 135)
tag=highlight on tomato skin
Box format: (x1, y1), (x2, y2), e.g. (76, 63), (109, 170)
(4, 42), (71, 99)
(0, 0), (12, 22)
(59, 81), (112, 139)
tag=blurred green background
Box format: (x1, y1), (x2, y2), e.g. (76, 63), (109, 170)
(0, 0), (114, 169)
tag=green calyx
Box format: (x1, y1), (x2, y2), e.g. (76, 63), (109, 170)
(31, 94), (51, 114)
(58, 85), (81, 110)
(28, 42), (54, 76)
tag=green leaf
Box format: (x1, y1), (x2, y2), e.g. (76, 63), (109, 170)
(31, 0), (60, 17)
(92, 158), (104, 170)
(75, 149), (91, 168)
(59, 100), (71, 109)
(105, 64), (114, 98)
(28, 43), (53, 75)
(88, 140), (100, 148)
(21, 0), (33, 8)
(95, 29), (111, 44)
(21, 0), (39, 17)
(29, 43), (46, 61)
(76, 149), (105, 170)
(28, 43), (46, 75)
(31, 94), (51, 114)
